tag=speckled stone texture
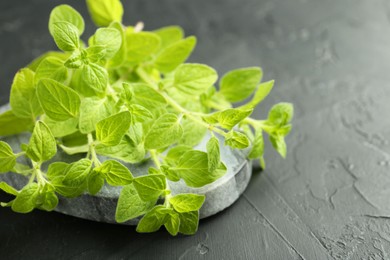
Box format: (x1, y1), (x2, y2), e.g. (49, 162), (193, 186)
(0, 104), (252, 225)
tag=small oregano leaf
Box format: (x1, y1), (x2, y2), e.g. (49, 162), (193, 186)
(133, 174), (166, 201)
(207, 136), (220, 173)
(11, 183), (39, 213)
(86, 0), (124, 27)
(26, 121), (57, 162)
(51, 21), (80, 51)
(37, 78), (81, 121)
(115, 184), (156, 223)
(96, 111), (132, 146)
(169, 194), (206, 213)
(49, 4), (85, 36)
(0, 141), (17, 173)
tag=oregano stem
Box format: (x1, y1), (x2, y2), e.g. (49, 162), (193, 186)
(87, 133), (101, 167)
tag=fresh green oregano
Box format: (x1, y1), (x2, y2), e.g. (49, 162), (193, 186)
(0, 0), (293, 236)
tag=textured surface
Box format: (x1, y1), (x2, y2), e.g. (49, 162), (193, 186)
(1, 0), (390, 259)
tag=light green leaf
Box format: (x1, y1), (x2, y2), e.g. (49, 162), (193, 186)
(179, 117), (207, 147)
(164, 145), (192, 167)
(268, 103), (294, 127)
(62, 159), (92, 186)
(37, 78), (81, 121)
(170, 150), (227, 188)
(11, 183), (39, 213)
(0, 110), (33, 136)
(136, 205), (171, 233)
(248, 128), (264, 159)
(51, 21), (80, 51)
(107, 21), (126, 68)
(87, 170), (105, 195)
(47, 162), (69, 181)
(10, 68), (42, 119)
(0, 141), (17, 173)
(206, 136), (220, 173)
(160, 165), (181, 182)
(96, 135), (145, 163)
(126, 32), (161, 63)
(36, 185), (59, 211)
(169, 194), (206, 213)
(220, 67), (262, 102)
(244, 80), (275, 109)
(154, 26), (184, 50)
(95, 160), (133, 186)
(174, 63), (218, 96)
(178, 211), (199, 235)
(43, 116), (78, 137)
(144, 113), (183, 150)
(35, 57), (68, 84)
(154, 36), (196, 73)
(128, 83), (167, 113)
(49, 4), (84, 36)
(79, 63), (109, 96)
(225, 131), (250, 149)
(26, 121), (57, 162)
(127, 104), (153, 123)
(115, 184), (156, 223)
(85, 45), (106, 63)
(205, 108), (253, 130)
(133, 174), (166, 201)
(164, 211), (180, 236)
(96, 111), (132, 146)
(86, 0), (123, 27)
(0, 182), (18, 195)
(79, 97), (114, 134)
(270, 134), (287, 158)
(94, 28), (122, 59)
(28, 51), (70, 71)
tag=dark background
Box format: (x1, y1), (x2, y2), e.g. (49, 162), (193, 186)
(2, 0), (390, 259)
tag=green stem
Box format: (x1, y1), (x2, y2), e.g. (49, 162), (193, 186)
(150, 150), (172, 208)
(88, 134), (101, 167)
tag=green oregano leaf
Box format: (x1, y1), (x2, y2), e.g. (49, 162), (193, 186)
(220, 67), (262, 102)
(133, 174), (166, 201)
(37, 78), (81, 121)
(169, 194), (206, 213)
(270, 134), (287, 158)
(170, 150), (227, 188)
(86, 0), (124, 27)
(93, 28), (122, 59)
(164, 211), (180, 236)
(126, 32), (161, 63)
(0, 182), (19, 195)
(0, 141), (17, 173)
(145, 113), (183, 150)
(178, 211), (199, 235)
(115, 183), (156, 223)
(96, 111), (132, 146)
(62, 158), (92, 186)
(136, 205), (171, 233)
(10, 68), (42, 120)
(206, 136), (220, 173)
(79, 97), (114, 134)
(248, 128), (264, 159)
(154, 26), (184, 51)
(26, 121), (57, 162)
(95, 160), (133, 186)
(0, 110), (34, 136)
(49, 4), (85, 36)
(154, 36), (196, 73)
(225, 131), (250, 149)
(174, 63), (218, 96)
(51, 21), (80, 51)
(11, 183), (39, 213)
(35, 57), (68, 84)
(268, 102), (294, 127)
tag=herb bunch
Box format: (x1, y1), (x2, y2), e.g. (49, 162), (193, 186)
(0, 0), (293, 235)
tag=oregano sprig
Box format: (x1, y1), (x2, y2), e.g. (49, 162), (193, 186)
(0, 0), (293, 236)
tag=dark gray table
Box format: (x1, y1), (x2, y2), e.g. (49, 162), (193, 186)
(2, 0), (390, 259)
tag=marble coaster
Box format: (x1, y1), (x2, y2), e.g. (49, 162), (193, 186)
(0, 104), (252, 225)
